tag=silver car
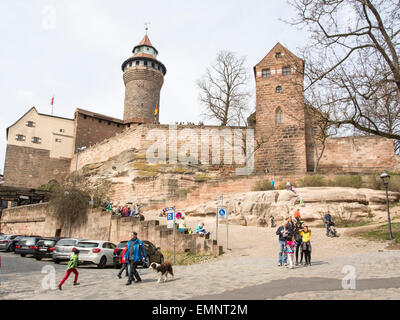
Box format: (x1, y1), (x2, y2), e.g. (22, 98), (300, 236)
(0, 234), (21, 251)
(74, 240), (116, 268)
(52, 238), (87, 264)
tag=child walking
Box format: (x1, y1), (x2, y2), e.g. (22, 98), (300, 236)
(300, 226), (312, 266)
(58, 248), (80, 290)
(285, 236), (296, 269)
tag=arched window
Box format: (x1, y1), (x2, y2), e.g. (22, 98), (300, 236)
(275, 108), (283, 124)
(276, 86), (282, 93)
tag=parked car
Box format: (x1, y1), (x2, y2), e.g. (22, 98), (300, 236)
(15, 236), (42, 257)
(33, 238), (62, 260)
(9, 235), (25, 252)
(0, 234), (21, 251)
(113, 240), (164, 268)
(52, 238), (87, 264)
(74, 240), (116, 268)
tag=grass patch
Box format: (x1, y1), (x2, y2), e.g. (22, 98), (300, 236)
(354, 222), (400, 241)
(298, 175), (327, 187)
(253, 179), (273, 191)
(328, 175), (363, 188)
(193, 173), (211, 182)
(162, 250), (218, 265)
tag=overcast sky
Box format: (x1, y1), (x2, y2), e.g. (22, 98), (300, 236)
(0, 0), (308, 173)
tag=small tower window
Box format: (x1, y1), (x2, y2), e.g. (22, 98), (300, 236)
(136, 61), (139, 66)
(26, 121), (36, 127)
(275, 108), (283, 124)
(276, 86), (282, 93)
(16, 134), (26, 141)
(275, 52), (282, 58)
(55, 138), (62, 143)
(282, 66), (291, 75)
(262, 69), (270, 78)
(144, 61), (148, 66)
(32, 137), (41, 144)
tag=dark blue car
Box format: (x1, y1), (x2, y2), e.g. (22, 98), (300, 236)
(15, 236), (42, 257)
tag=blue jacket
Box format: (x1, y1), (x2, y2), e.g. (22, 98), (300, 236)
(276, 226), (293, 242)
(124, 238), (146, 262)
(324, 213), (332, 223)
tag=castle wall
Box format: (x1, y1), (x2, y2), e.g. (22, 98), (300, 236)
(73, 110), (126, 151)
(318, 136), (396, 173)
(3, 145), (71, 188)
(0, 203), (222, 255)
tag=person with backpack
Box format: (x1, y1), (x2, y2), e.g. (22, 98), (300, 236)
(125, 232), (146, 285)
(117, 245), (129, 279)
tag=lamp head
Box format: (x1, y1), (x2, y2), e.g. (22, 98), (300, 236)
(380, 172), (390, 185)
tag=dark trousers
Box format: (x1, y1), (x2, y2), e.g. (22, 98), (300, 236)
(118, 263), (129, 277)
(128, 261), (141, 282)
(295, 242), (303, 263)
(304, 251), (311, 264)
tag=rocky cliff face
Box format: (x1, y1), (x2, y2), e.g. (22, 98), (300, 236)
(183, 187), (400, 226)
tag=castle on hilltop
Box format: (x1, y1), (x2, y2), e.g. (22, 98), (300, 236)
(2, 34), (397, 190)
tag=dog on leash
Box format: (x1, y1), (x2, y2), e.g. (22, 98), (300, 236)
(150, 262), (174, 283)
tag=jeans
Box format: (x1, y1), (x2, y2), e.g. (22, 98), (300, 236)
(128, 260), (141, 282)
(278, 240), (287, 265)
(325, 223), (330, 236)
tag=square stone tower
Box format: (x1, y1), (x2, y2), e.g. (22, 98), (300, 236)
(254, 43), (307, 174)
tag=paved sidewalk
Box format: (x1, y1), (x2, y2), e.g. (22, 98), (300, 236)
(1, 251), (400, 300)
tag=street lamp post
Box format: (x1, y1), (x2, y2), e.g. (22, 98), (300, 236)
(380, 172), (393, 240)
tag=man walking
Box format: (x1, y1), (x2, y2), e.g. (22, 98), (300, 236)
(276, 221), (293, 266)
(125, 232), (146, 285)
(323, 211), (333, 237)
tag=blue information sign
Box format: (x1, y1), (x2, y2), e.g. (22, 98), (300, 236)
(218, 208), (226, 217)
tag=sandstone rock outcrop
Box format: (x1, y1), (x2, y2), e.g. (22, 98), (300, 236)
(183, 187), (400, 226)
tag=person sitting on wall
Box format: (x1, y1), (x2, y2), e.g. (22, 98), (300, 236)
(178, 217), (190, 234)
(129, 207), (135, 217)
(121, 205), (128, 217)
(195, 222), (210, 236)
(106, 202), (113, 212)
(159, 209), (166, 217)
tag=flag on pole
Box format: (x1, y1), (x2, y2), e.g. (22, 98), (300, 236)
(50, 96), (55, 116)
(154, 105), (158, 121)
(51, 96), (55, 106)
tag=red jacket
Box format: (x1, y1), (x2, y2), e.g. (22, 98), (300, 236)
(119, 247), (128, 264)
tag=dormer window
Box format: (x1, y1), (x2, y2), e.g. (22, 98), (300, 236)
(282, 66), (291, 75)
(32, 137), (41, 144)
(276, 86), (282, 93)
(275, 52), (282, 58)
(26, 121), (36, 127)
(16, 134), (26, 141)
(262, 69), (271, 78)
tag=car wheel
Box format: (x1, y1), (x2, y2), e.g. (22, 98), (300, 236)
(144, 256), (150, 268)
(159, 255), (164, 264)
(35, 256), (42, 261)
(98, 256), (107, 269)
(54, 259), (60, 264)
(21, 254), (26, 257)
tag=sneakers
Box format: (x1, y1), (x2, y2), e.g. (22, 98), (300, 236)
(117, 274), (122, 279)
(134, 278), (142, 283)
(73, 282), (80, 286)
(278, 263), (283, 267)
(126, 281), (132, 286)
(58, 284), (62, 291)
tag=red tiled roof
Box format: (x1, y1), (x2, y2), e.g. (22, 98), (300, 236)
(138, 34), (153, 47)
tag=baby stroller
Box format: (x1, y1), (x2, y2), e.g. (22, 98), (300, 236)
(328, 221), (339, 237)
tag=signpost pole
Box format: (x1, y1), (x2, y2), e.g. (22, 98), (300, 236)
(173, 207), (176, 265)
(216, 207), (218, 243)
(226, 209), (229, 250)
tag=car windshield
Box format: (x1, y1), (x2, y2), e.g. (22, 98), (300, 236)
(21, 238), (36, 245)
(77, 242), (99, 248)
(38, 240), (56, 246)
(56, 239), (76, 246)
(0, 235), (6, 240)
(117, 242), (128, 248)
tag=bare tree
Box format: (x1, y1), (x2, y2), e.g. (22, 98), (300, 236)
(197, 51), (251, 126)
(287, 0), (400, 151)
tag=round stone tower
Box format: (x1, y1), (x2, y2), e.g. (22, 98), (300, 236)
(121, 34), (166, 122)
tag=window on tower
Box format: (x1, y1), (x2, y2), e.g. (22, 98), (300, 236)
(136, 61), (139, 66)
(144, 61), (148, 66)
(282, 66), (291, 75)
(262, 69), (270, 78)
(275, 108), (283, 124)
(275, 52), (282, 58)
(276, 86), (282, 93)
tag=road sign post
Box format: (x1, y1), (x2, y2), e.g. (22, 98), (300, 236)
(165, 207), (176, 264)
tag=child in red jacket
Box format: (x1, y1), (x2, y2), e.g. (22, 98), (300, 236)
(117, 246), (129, 279)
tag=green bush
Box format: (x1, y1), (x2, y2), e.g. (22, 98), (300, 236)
(298, 175), (327, 187)
(388, 175), (400, 192)
(253, 179), (273, 191)
(328, 175), (363, 188)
